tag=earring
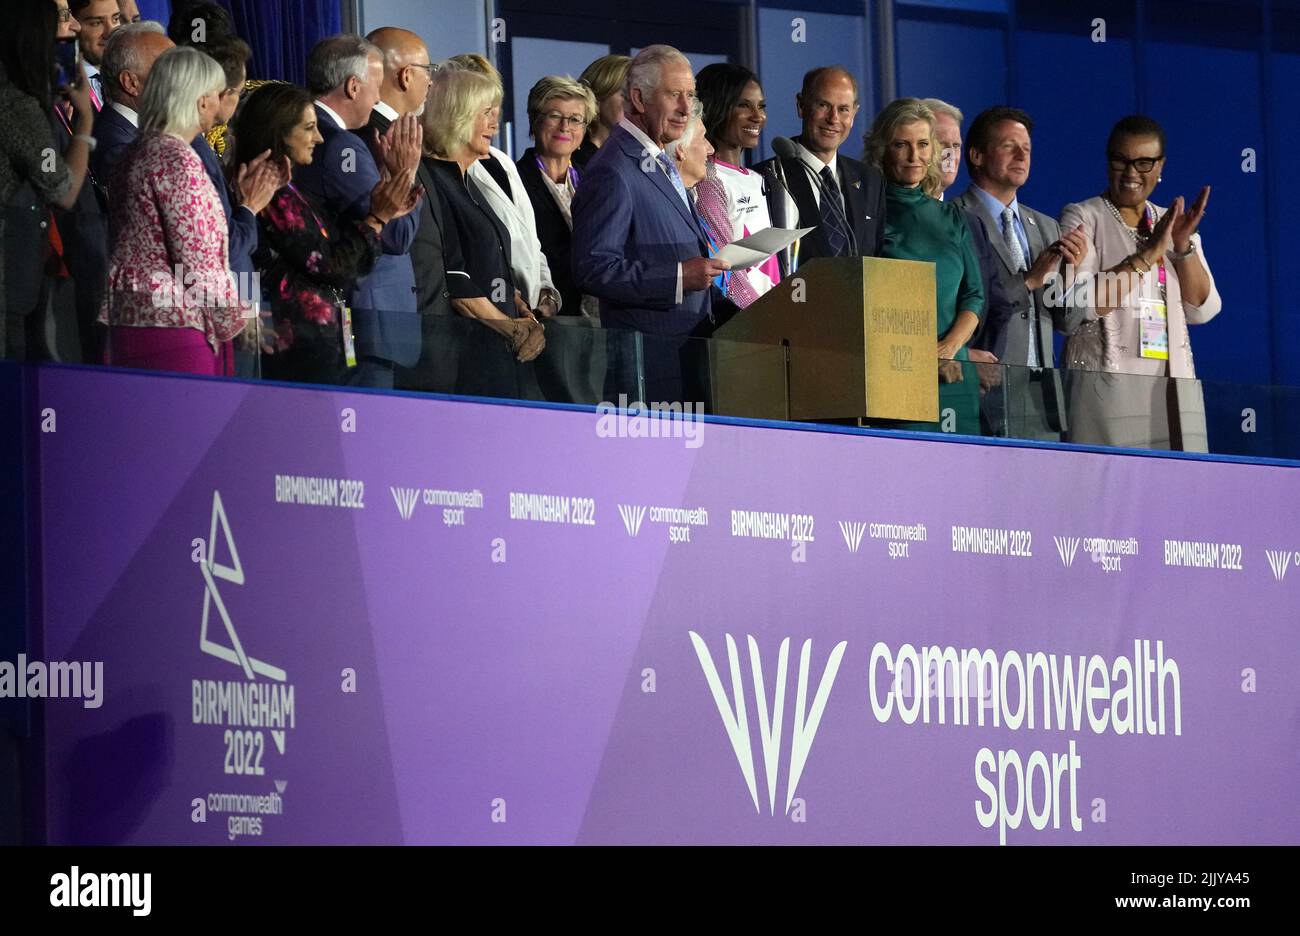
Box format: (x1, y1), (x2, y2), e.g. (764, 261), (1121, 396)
(1157, 176), (1162, 183)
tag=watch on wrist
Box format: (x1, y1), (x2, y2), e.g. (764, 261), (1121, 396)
(1168, 242), (1196, 261)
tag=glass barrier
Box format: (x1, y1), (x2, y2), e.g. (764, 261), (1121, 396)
(23, 310), (1298, 461)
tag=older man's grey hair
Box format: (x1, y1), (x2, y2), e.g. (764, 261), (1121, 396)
(624, 44), (691, 109)
(306, 34), (381, 96)
(101, 20), (167, 103)
(921, 98), (963, 125)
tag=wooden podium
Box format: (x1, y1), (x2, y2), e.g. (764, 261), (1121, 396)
(711, 257), (938, 422)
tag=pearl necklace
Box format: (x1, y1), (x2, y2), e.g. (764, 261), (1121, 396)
(1101, 193), (1150, 247)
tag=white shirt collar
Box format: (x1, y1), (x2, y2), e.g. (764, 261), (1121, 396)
(374, 100), (400, 122)
(314, 100), (347, 130)
(794, 138), (836, 179)
(110, 101), (139, 127)
(85, 62), (99, 79)
(619, 116), (663, 159)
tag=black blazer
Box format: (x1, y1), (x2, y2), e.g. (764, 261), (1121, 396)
(515, 147), (580, 316)
(754, 136), (886, 261)
(411, 155), (485, 317)
(89, 103), (138, 196)
(426, 158), (517, 316)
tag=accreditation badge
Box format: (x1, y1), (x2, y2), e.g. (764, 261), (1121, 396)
(1139, 298), (1169, 360)
(341, 304), (357, 368)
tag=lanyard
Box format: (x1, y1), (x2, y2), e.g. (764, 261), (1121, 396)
(534, 155), (578, 190)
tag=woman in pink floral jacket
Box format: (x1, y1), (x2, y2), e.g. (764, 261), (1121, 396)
(101, 47), (249, 375)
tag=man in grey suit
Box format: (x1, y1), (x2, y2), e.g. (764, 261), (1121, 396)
(953, 106), (1089, 441)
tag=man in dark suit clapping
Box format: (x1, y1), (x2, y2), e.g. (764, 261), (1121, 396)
(294, 34), (423, 389)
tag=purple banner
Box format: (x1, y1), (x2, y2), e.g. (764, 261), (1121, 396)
(30, 367), (1300, 844)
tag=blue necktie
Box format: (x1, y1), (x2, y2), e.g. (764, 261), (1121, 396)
(1001, 206), (1041, 367)
(819, 166), (848, 257)
(657, 152), (690, 209)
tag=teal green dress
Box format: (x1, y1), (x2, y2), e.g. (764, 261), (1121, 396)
(882, 183), (985, 435)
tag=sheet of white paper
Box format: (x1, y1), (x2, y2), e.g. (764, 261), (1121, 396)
(715, 226), (814, 270)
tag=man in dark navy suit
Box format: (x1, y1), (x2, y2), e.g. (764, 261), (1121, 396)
(572, 45), (728, 402)
(91, 22), (172, 187)
(362, 28), (487, 393)
(754, 66), (886, 267)
(293, 34), (423, 389)
(191, 38), (281, 373)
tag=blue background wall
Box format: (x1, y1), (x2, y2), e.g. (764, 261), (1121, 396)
(128, 0), (1300, 446)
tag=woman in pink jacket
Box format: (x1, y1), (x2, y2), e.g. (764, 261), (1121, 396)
(101, 46), (250, 375)
(1060, 115), (1219, 451)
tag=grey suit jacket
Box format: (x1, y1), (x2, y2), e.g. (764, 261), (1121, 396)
(953, 186), (1084, 367)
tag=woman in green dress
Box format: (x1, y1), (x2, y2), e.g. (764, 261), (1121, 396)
(864, 98), (984, 435)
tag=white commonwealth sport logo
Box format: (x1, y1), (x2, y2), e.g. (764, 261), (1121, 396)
(839, 521), (866, 553)
(1265, 549), (1295, 582)
(200, 490), (289, 754)
(1054, 536), (1081, 568)
(391, 486), (419, 520)
(618, 504), (646, 537)
(689, 632), (848, 816)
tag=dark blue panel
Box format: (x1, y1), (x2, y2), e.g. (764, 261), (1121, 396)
(896, 18), (1007, 192)
(1265, 51), (1300, 448)
(1143, 42), (1268, 388)
(1011, 31), (1135, 223)
(757, 7), (870, 155)
(138, 0), (173, 22)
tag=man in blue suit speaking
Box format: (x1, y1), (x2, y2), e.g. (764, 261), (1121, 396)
(572, 45), (729, 403)
(295, 34), (423, 388)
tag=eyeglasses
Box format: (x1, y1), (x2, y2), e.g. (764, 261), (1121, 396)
(410, 63), (438, 77)
(56, 7), (73, 22)
(1108, 154), (1163, 173)
(541, 112), (587, 129)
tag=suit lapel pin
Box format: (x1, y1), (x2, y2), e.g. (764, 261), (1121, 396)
(852, 180), (861, 189)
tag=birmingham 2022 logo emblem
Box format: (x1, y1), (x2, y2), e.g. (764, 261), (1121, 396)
(197, 491), (294, 760)
(689, 632), (847, 816)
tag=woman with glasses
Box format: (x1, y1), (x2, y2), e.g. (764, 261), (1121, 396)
(515, 75), (597, 319)
(1060, 114), (1217, 451)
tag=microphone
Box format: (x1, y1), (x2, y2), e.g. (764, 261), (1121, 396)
(760, 155), (796, 274)
(771, 136), (858, 258)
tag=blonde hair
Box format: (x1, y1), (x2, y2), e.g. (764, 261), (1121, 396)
(526, 74), (597, 132)
(863, 97), (943, 199)
(449, 52), (501, 86)
(579, 54), (630, 103)
(423, 60), (502, 158)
